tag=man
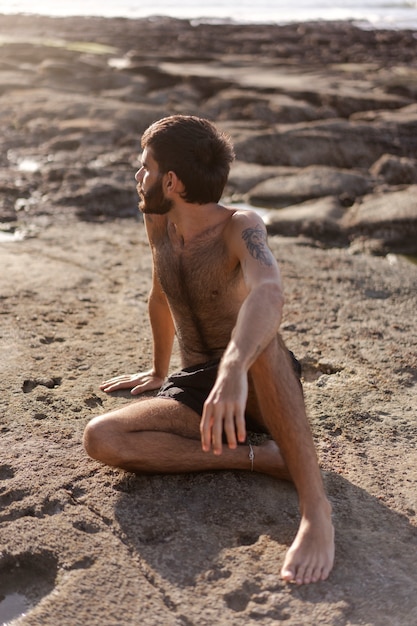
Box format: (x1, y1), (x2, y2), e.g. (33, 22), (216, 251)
(83, 115), (334, 585)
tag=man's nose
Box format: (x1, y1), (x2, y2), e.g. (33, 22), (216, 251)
(135, 168), (143, 182)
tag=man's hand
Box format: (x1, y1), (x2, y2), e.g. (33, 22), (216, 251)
(200, 367), (248, 455)
(100, 370), (165, 395)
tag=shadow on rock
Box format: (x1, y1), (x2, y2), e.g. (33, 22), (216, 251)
(113, 469), (417, 624)
(114, 471), (299, 586)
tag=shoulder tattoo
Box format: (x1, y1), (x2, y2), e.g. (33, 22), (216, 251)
(242, 225), (273, 266)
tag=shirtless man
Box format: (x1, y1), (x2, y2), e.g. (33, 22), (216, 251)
(83, 115), (334, 585)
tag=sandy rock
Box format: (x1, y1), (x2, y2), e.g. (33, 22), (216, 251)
(226, 161), (299, 196)
(342, 185), (417, 253)
(263, 196), (346, 240)
(370, 154), (417, 185)
(234, 116), (416, 168)
(0, 68), (35, 93)
(203, 88), (335, 124)
(263, 185), (417, 253)
(351, 101), (417, 123)
(52, 177), (138, 219)
(1, 218), (416, 626)
(247, 165), (372, 208)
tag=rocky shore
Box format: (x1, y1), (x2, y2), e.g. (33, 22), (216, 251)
(1, 14), (417, 254)
(0, 14), (416, 626)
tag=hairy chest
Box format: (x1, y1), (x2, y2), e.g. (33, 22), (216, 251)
(154, 231), (241, 313)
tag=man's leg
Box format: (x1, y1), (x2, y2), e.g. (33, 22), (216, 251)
(248, 335), (335, 585)
(84, 398), (257, 474)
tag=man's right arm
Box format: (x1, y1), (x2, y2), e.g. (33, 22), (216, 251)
(146, 268), (176, 383)
(100, 215), (175, 395)
(100, 273), (175, 395)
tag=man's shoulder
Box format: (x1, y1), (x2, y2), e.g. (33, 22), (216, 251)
(225, 208), (267, 239)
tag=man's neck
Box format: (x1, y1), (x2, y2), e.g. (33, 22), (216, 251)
(168, 201), (226, 242)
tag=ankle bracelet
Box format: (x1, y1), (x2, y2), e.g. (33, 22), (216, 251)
(248, 443), (254, 471)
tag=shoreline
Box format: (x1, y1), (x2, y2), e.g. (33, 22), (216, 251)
(1, 7), (417, 31)
(1, 11), (417, 32)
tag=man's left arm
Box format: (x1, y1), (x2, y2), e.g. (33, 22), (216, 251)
(200, 211), (284, 454)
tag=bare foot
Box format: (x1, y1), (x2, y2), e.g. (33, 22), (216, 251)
(253, 441), (334, 584)
(254, 439), (292, 481)
(280, 502), (335, 585)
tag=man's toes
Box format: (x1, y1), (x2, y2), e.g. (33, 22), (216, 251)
(319, 563), (332, 582)
(281, 560), (300, 583)
(280, 565), (295, 582)
(310, 565), (323, 584)
(282, 550), (334, 585)
(295, 563), (311, 585)
(282, 560), (308, 585)
(305, 563), (331, 583)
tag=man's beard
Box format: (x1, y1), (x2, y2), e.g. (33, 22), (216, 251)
(138, 176), (173, 215)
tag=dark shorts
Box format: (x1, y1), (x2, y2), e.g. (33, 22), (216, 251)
(156, 351), (302, 435)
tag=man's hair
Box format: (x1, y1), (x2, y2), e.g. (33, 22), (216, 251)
(141, 115), (235, 204)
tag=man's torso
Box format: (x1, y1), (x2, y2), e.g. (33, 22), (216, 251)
(149, 209), (247, 365)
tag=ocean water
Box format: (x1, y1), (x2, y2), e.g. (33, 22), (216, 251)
(1, 0), (417, 30)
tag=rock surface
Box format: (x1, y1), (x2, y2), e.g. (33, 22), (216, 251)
(1, 14), (417, 253)
(0, 15), (417, 626)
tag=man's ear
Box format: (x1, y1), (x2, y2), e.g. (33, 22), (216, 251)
(164, 170), (184, 195)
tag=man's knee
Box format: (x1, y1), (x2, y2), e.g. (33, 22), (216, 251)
(83, 415), (115, 464)
(251, 334), (285, 372)
(250, 335), (302, 390)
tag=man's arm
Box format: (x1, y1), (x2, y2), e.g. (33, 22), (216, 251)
(200, 211), (284, 453)
(101, 215), (175, 394)
(146, 266), (176, 381)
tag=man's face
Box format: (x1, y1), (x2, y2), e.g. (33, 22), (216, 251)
(136, 148), (173, 215)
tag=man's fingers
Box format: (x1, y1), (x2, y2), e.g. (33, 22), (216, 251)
(100, 377), (132, 391)
(101, 375), (131, 386)
(211, 405), (226, 455)
(130, 378), (163, 395)
(100, 380), (131, 393)
(99, 381), (122, 392)
(100, 372), (164, 395)
(200, 404), (213, 452)
(201, 401), (245, 455)
(235, 410), (247, 444)
(223, 406), (238, 450)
